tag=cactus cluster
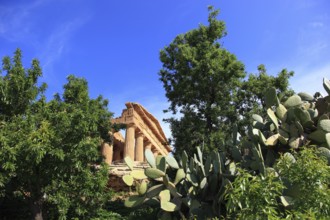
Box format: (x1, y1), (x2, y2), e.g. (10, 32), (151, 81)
(122, 146), (236, 219)
(239, 77), (330, 169)
(122, 78), (330, 219)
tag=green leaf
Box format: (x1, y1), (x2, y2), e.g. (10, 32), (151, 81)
(318, 119), (330, 132)
(182, 151), (188, 171)
(295, 121), (304, 135)
(252, 114), (264, 123)
(145, 168), (165, 179)
(122, 174), (134, 186)
(308, 109), (318, 119)
(137, 181), (148, 195)
(146, 184), (164, 198)
(131, 170), (147, 179)
(265, 134), (279, 146)
(275, 104), (287, 121)
(174, 168), (185, 185)
(289, 137), (302, 149)
(258, 130), (267, 146)
(165, 155), (179, 169)
(197, 146), (203, 164)
(326, 133), (330, 148)
(186, 173), (198, 186)
(267, 108), (278, 129)
(156, 156), (167, 172)
(161, 201), (178, 212)
(298, 92), (314, 101)
(159, 189), (171, 202)
(308, 130), (326, 143)
(200, 177), (207, 189)
(145, 149), (156, 168)
(294, 107), (311, 126)
(163, 174), (170, 186)
(284, 95), (302, 108)
(265, 87), (279, 108)
(167, 182), (181, 198)
(278, 135), (288, 145)
(124, 156), (134, 171)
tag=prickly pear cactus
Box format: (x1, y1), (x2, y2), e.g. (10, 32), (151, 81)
(121, 78), (330, 219)
(241, 78), (330, 169)
(122, 148), (234, 219)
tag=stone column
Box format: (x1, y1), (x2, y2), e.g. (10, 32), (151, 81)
(101, 142), (113, 165)
(135, 132), (144, 162)
(124, 124), (136, 160)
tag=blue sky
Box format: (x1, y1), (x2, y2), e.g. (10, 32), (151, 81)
(1, 0), (330, 138)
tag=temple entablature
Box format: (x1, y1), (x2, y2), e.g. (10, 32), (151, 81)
(102, 102), (172, 165)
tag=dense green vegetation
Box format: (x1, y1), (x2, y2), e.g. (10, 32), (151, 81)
(0, 49), (113, 219)
(1, 6), (329, 220)
(121, 7), (330, 220)
(159, 7), (294, 157)
(122, 83), (330, 219)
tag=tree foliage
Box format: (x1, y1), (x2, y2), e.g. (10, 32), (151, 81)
(159, 7), (245, 155)
(0, 49), (112, 220)
(0, 49), (46, 118)
(159, 8), (294, 157)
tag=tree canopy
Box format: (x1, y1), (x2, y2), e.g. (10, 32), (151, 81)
(0, 49), (112, 220)
(159, 7), (294, 156)
(159, 7), (245, 155)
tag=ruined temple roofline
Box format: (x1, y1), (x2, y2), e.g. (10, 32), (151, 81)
(112, 102), (171, 152)
(125, 102), (170, 150)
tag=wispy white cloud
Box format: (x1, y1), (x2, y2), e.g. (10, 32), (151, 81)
(309, 22), (324, 28)
(288, 11), (330, 94)
(0, 0), (47, 42)
(0, 0), (91, 88)
(40, 17), (90, 83)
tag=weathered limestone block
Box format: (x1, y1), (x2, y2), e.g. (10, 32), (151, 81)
(124, 124), (136, 160)
(135, 132), (144, 162)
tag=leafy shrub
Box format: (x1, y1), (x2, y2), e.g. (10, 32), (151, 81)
(225, 168), (284, 219)
(276, 148), (330, 218)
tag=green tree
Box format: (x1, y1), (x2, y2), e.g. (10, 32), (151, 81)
(0, 50), (112, 220)
(159, 7), (294, 156)
(159, 7), (245, 156)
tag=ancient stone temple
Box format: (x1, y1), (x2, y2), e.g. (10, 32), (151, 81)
(102, 102), (172, 165)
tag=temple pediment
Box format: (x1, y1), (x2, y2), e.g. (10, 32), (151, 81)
(102, 102), (172, 165)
